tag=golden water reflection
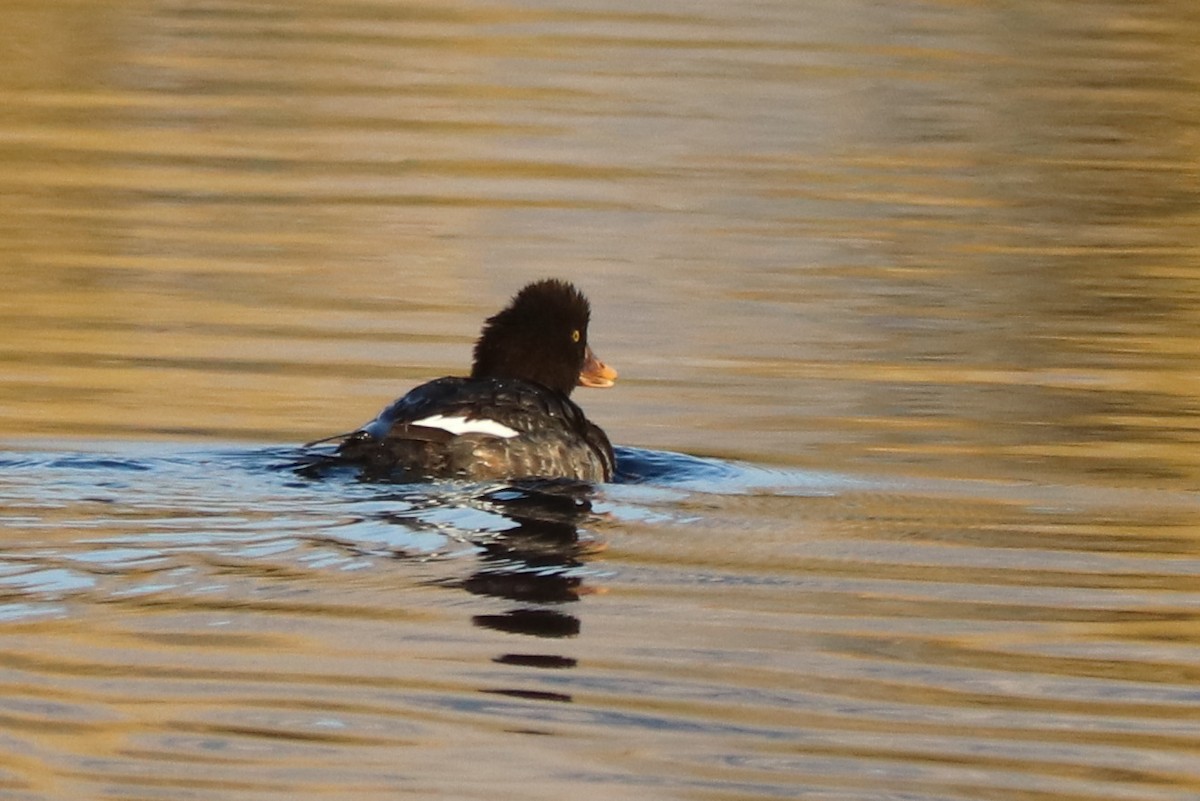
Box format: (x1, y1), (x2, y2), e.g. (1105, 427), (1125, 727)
(3, 2), (1200, 799)
(2, 1), (1199, 488)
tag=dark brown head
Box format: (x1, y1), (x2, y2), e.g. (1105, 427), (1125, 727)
(470, 279), (617, 395)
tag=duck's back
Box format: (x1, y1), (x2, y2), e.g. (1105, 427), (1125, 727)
(335, 377), (614, 482)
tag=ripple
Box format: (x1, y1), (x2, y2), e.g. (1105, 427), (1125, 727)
(1, 442), (1199, 801)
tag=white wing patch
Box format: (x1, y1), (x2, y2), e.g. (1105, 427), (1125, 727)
(410, 414), (519, 439)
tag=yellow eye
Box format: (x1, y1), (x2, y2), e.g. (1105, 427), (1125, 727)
(571, 329), (581, 343)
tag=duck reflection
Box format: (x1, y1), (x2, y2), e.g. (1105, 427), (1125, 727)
(454, 481), (602, 703)
(463, 481), (596, 657)
(433, 480), (601, 703)
(296, 452), (602, 700)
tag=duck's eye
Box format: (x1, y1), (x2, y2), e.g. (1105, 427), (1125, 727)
(571, 329), (581, 343)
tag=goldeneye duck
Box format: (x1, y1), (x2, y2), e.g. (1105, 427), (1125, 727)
(323, 279), (618, 482)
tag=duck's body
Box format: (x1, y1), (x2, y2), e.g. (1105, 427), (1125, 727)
(319, 279), (617, 482)
(335, 376), (614, 482)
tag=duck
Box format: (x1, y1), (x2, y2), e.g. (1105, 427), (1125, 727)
(315, 279), (618, 482)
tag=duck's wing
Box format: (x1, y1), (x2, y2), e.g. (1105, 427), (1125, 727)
(357, 377), (582, 441)
(328, 377), (613, 481)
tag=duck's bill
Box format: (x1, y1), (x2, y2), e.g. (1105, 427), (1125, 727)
(578, 346), (618, 388)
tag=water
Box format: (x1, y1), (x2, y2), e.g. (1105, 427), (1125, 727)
(4, 1), (1200, 799)
(3, 445), (1199, 799)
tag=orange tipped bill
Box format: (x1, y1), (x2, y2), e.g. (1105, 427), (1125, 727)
(578, 346), (618, 388)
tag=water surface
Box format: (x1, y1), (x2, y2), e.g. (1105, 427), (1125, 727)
(3, 1), (1200, 799)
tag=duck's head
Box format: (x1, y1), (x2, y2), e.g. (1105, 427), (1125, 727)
(470, 278), (618, 395)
